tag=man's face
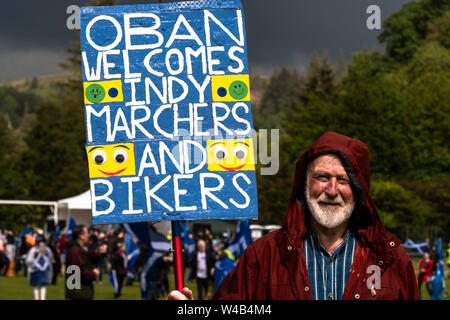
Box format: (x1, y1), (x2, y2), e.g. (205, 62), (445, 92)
(305, 154), (355, 229)
(79, 227), (90, 245)
(197, 240), (206, 252)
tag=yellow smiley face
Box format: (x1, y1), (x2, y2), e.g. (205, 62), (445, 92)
(207, 139), (255, 171)
(86, 143), (136, 178)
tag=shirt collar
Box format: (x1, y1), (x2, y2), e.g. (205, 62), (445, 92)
(307, 227), (352, 258)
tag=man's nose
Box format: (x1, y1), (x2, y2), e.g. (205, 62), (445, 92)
(325, 178), (339, 197)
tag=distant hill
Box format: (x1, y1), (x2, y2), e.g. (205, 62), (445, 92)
(0, 71), (267, 131)
(0, 72), (72, 100)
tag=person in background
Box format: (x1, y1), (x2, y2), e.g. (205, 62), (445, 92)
(26, 236), (53, 300)
(418, 252), (433, 297)
(5, 230), (16, 275)
(191, 239), (215, 300)
(17, 235), (32, 276)
(47, 236), (61, 285)
(0, 230), (9, 276)
(428, 260), (444, 300)
(97, 232), (107, 284)
(144, 252), (171, 300)
(447, 242), (450, 278)
(109, 241), (127, 298)
(57, 231), (68, 275)
(429, 245), (439, 272)
(65, 225), (107, 300)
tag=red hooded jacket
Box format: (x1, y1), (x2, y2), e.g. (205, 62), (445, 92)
(213, 132), (420, 300)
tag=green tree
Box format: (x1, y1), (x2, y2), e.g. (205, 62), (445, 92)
(20, 0), (118, 202)
(378, 0), (450, 63)
(0, 116), (38, 229)
(254, 67), (302, 130)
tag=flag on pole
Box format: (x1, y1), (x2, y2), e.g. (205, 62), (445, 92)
(428, 238), (446, 299)
(19, 225), (31, 238)
(227, 220), (253, 259)
(54, 226), (60, 238)
(179, 222), (195, 259)
(66, 217), (77, 239)
(403, 239), (429, 254)
(213, 256), (236, 292)
(107, 269), (119, 295)
(123, 222), (171, 299)
(435, 238), (445, 277)
(125, 233), (139, 278)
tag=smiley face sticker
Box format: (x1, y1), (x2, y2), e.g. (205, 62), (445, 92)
(85, 83), (106, 103)
(229, 80), (248, 100)
(86, 143), (136, 178)
(207, 139), (255, 171)
(211, 74), (251, 102)
(83, 80), (123, 104)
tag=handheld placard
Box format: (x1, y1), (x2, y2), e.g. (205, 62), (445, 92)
(80, 0), (257, 293)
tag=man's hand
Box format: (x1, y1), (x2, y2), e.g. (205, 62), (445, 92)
(92, 268), (100, 277)
(166, 287), (194, 300)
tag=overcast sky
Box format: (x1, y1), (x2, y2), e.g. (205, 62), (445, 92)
(0, 0), (411, 81)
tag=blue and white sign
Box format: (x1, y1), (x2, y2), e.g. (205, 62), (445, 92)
(80, 0), (258, 225)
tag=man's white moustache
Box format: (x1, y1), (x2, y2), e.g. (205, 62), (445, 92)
(317, 195), (344, 205)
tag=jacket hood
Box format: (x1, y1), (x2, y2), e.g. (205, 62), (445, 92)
(283, 131), (391, 256)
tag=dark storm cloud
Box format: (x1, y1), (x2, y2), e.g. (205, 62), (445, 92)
(0, 0), (411, 80)
(241, 0), (411, 72)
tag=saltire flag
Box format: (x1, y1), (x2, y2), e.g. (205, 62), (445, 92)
(179, 222), (195, 259)
(108, 270), (119, 295)
(428, 238), (446, 299)
(435, 238), (445, 277)
(19, 225), (34, 247)
(213, 256), (236, 292)
(54, 226), (60, 238)
(227, 220), (252, 259)
(403, 239), (429, 254)
(124, 233), (139, 278)
(123, 222), (171, 299)
(66, 217), (77, 239)
(19, 225), (31, 238)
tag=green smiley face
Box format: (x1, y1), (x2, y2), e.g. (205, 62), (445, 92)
(229, 80), (248, 100)
(86, 84), (105, 103)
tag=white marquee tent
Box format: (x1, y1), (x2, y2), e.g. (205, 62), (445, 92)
(55, 191), (237, 236)
(57, 190), (93, 227)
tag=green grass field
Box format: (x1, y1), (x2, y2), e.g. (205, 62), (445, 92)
(1, 257), (448, 300)
(0, 268), (200, 300)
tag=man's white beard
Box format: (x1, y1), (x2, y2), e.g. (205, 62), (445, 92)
(305, 181), (355, 229)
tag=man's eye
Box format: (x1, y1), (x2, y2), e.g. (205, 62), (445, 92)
(338, 178), (349, 184)
(316, 175), (329, 182)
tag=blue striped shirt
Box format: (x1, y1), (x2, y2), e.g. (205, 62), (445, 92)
(303, 228), (356, 300)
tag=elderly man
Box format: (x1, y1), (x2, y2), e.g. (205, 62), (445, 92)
(169, 132), (420, 300)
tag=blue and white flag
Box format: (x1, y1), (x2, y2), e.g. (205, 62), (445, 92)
(213, 256), (236, 292)
(66, 217), (77, 239)
(227, 220), (252, 259)
(180, 222), (195, 259)
(403, 239), (429, 254)
(124, 222), (171, 299)
(125, 233), (139, 277)
(19, 225), (32, 238)
(108, 270), (119, 294)
(54, 226), (60, 238)
(435, 238), (445, 277)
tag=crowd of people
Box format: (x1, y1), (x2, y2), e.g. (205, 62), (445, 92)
(0, 223), (239, 300)
(1, 221), (449, 300)
(416, 244), (450, 300)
